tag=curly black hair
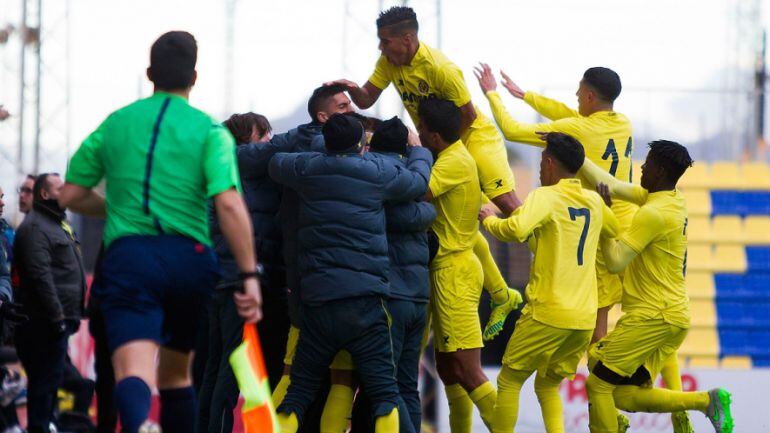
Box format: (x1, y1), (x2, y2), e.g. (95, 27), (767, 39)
(376, 6), (418, 33)
(647, 140), (693, 183)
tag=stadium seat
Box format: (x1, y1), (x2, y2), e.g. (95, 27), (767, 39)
(710, 191), (746, 216)
(711, 162), (743, 190)
(683, 189), (711, 216)
(679, 328), (718, 357)
(686, 271), (715, 300)
(742, 273), (770, 300)
(686, 245), (713, 271)
(716, 301), (748, 327)
(712, 245), (747, 273)
(679, 163), (712, 190)
(689, 299), (716, 327)
(711, 216), (744, 244)
(687, 356), (719, 368)
(720, 356), (752, 369)
(687, 216), (713, 243)
(742, 161), (770, 190)
(746, 246), (770, 271)
(744, 216), (770, 245)
(719, 329), (748, 355)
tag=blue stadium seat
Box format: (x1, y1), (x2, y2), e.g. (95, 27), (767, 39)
(717, 301), (770, 327)
(719, 330), (749, 355)
(711, 191), (770, 216)
(746, 247), (770, 271)
(753, 357), (770, 367)
(745, 273), (770, 298)
(749, 331), (770, 356)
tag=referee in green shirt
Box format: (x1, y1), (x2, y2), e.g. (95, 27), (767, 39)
(60, 31), (262, 433)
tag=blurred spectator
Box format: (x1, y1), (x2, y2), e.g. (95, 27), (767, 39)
(0, 106), (9, 122)
(18, 175), (35, 216)
(13, 173), (86, 433)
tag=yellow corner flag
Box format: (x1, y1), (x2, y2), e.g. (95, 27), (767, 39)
(229, 323), (279, 433)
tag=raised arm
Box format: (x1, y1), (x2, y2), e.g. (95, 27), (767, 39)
(268, 153), (305, 190)
(579, 158), (648, 205)
(480, 189), (551, 242)
(387, 201), (436, 233)
(383, 146), (433, 202)
(523, 90), (580, 121)
(325, 79), (383, 110)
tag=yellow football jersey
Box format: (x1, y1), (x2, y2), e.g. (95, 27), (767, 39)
(619, 190), (691, 329)
(368, 43), (496, 140)
(486, 90), (637, 223)
(428, 141), (481, 266)
(483, 178), (619, 330)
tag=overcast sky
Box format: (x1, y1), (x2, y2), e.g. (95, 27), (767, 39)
(0, 0), (768, 193)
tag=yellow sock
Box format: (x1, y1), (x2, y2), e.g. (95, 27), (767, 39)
(660, 355), (682, 391)
(614, 385), (710, 413)
(473, 232), (508, 304)
(445, 383), (473, 433)
(469, 381), (497, 429)
(277, 412), (299, 433)
(272, 374), (291, 407)
(374, 407), (399, 433)
(492, 366), (530, 433)
(320, 384), (354, 433)
(585, 374), (618, 433)
(534, 375), (565, 433)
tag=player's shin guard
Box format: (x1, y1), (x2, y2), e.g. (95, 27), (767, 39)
(374, 407), (399, 433)
(491, 367), (529, 433)
(273, 374), (291, 407)
(534, 374), (565, 433)
(586, 374), (619, 433)
(613, 385), (710, 413)
(445, 384), (473, 433)
(115, 376), (152, 433)
(473, 232), (508, 304)
(469, 381), (497, 429)
(320, 384), (354, 433)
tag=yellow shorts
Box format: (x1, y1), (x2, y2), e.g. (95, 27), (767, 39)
(282, 325), (354, 370)
(590, 313), (688, 378)
(503, 310), (592, 379)
(596, 253), (623, 309)
(464, 124), (516, 200)
(430, 251), (484, 352)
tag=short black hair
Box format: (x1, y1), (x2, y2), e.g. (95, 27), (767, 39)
(544, 133), (585, 173)
(223, 112), (272, 144)
(33, 172), (60, 201)
(647, 140), (693, 183)
(377, 6), (418, 34)
(149, 31), (197, 90)
(308, 84), (348, 123)
(417, 98), (461, 143)
(582, 67), (622, 102)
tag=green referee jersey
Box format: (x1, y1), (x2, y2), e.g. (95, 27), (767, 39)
(66, 91), (240, 248)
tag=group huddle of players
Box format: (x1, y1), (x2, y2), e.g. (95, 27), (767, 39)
(268, 6), (735, 433)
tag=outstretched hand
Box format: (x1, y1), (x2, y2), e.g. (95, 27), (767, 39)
(500, 70), (525, 99)
(473, 62), (497, 94)
(479, 206), (497, 222)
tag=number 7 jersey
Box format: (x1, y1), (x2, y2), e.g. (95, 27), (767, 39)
(482, 178), (619, 330)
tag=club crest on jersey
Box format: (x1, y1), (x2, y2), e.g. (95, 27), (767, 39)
(418, 80), (430, 94)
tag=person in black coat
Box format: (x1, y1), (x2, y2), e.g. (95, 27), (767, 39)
(269, 113), (432, 432)
(14, 173), (86, 433)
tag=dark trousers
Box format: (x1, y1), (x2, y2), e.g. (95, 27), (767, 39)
(197, 287), (289, 433)
(89, 302), (117, 433)
(351, 299), (427, 433)
(15, 319), (73, 433)
(278, 296), (399, 424)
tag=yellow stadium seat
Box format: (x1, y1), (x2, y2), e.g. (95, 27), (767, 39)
(678, 328), (718, 357)
(713, 245), (747, 273)
(679, 163), (712, 190)
(711, 216), (744, 244)
(720, 356), (752, 369)
(683, 190), (711, 217)
(687, 216), (713, 243)
(688, 355), (719, 368)
(742, 162), (770, 190)
(687, 245), (713, 271)
(711, 161), (743, 190)
(744, 216), (770, 245)
(686, 271), (715, 300)
(689, 299), (716, 327)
